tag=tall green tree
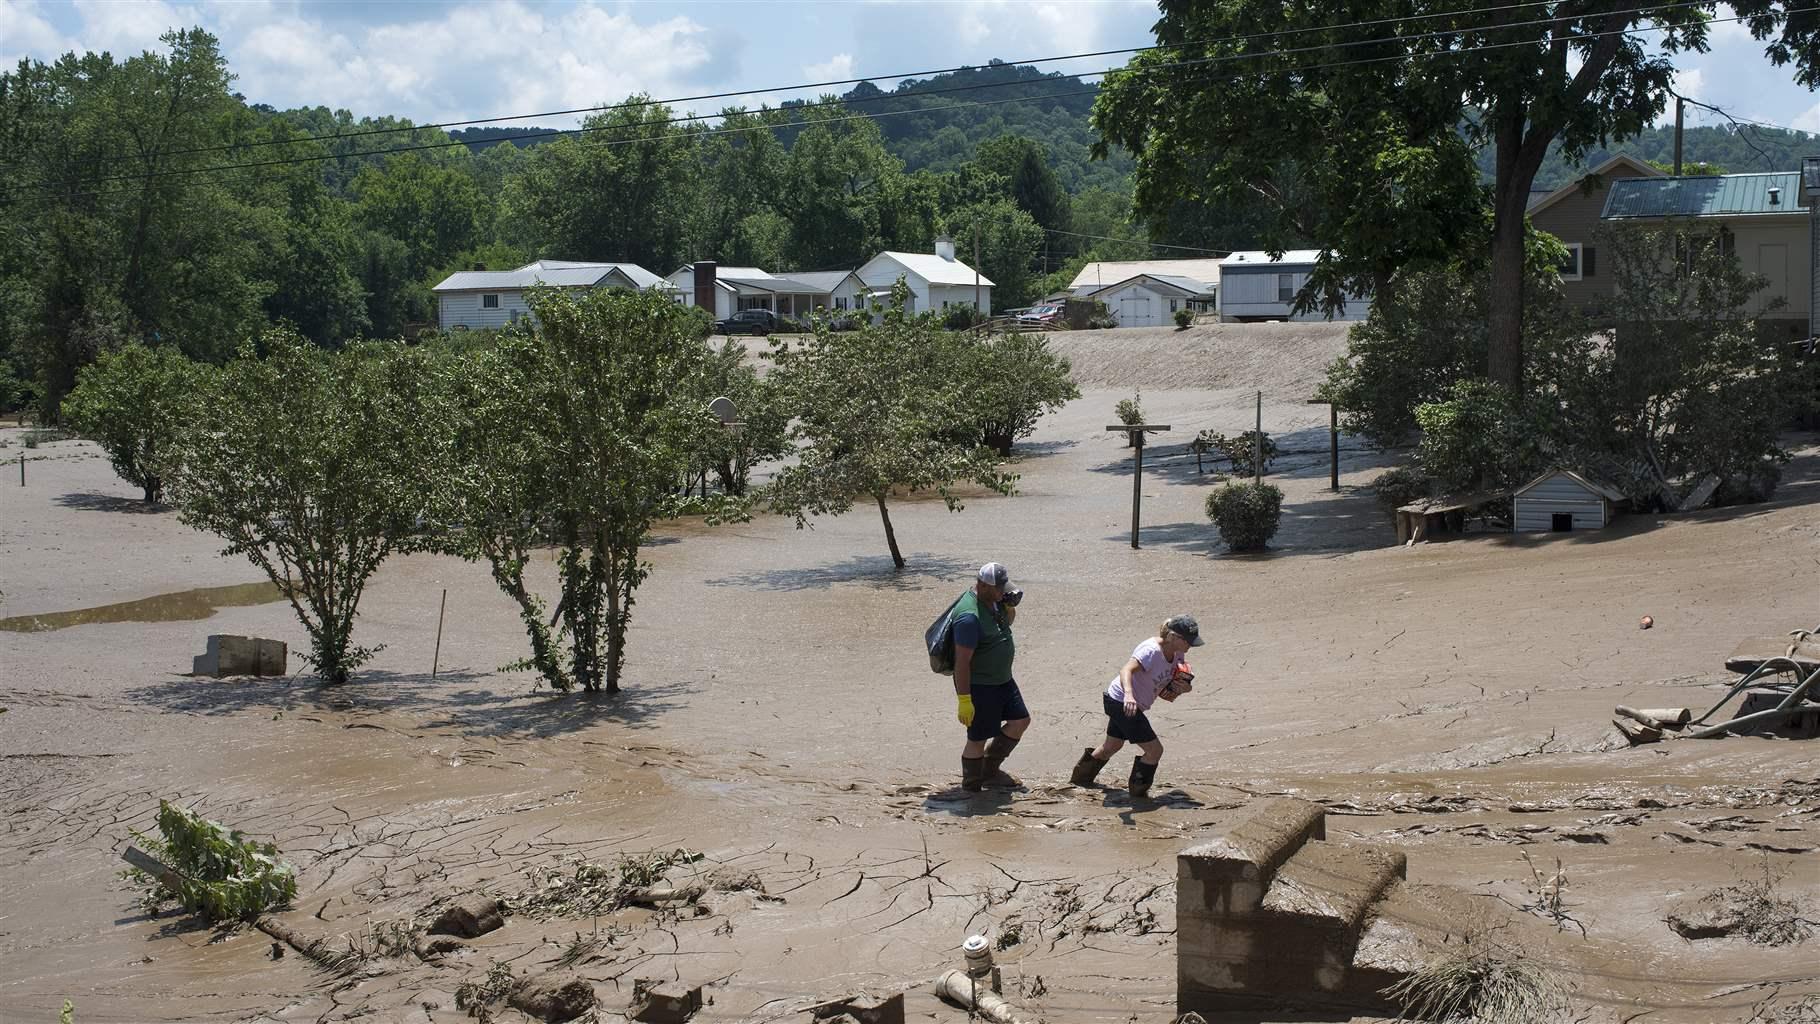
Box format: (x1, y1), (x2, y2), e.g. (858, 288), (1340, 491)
(442, 289), (728, 694)
(941, 198), (1045, 308)
(62, 342), (211, 503)
(1094, 1), (1820, 393)
(169, 330), (448, 683)
(975, 135), (1070, 233)
(766, 300), (1016, 570)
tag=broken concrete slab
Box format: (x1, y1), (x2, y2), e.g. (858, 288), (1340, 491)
(414, 935), (467, 959)
(191, 634), (288, 677)
(427, 895), (504, 938)
(631, 979), (704, 1023)
(808, 992), (905, 1024)
(508, 972), (596, 1022)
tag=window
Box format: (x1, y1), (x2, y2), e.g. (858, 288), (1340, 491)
(1276, 273), (1294, 302)
(1558, 244), (1583, 281)
(482, 294), (500, 309)
(1169, 299), (1179, 312)
(835, 297), (848, 310)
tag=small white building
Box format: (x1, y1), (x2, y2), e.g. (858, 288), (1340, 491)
(668, 264), (865, 321)
(1216, 250), (1369, 322)
(1086, 273), (1216, 327)
(787, 270), (868, 315)
(432, 260), (664, 330)
(1512, 469), (1625, 532)
(1068, 258), (1226, 298)
(857, 237), (993, 315)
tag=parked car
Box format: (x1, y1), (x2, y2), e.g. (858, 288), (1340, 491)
(715, 309), (784, 336)
(1017, 304), (1063, 326)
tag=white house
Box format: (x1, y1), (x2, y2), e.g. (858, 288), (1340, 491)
(857, 237), (993, 315)
(1069, 258), (1226, 298)
(668, 263), (865, 321)
(1216, 250), (1369, 322)
(1087, 273), (1217, 327)
(432, 260), (665, 330)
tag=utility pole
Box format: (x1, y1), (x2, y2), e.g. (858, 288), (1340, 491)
(973, 224), (982, 314)
(1674, 96), (1685, 175)
(1253, 391), (1263, 486)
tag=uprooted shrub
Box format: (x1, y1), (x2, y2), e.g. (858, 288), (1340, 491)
(1385, 933), (1568, 1024)
(1197, 429), (1278, 477)
(1205, 481), (1284, 552)
(126, 801), (298, 920)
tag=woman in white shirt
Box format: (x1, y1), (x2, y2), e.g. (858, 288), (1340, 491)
(1069, 615), (1203, 799)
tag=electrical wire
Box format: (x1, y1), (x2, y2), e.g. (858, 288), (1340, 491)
(4, 0), (1759, 198)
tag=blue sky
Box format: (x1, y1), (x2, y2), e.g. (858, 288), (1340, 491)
(4, 1), (1816, 144)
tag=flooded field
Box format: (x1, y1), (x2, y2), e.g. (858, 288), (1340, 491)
(3, 326), (1818, 1022)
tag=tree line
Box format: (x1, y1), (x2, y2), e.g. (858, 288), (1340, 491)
(0, 30), (1148, 420)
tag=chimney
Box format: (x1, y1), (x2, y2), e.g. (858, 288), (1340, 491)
(692, 261), (717, 311)
(472, 262), (486, 272)
(934, 235), (956, 261)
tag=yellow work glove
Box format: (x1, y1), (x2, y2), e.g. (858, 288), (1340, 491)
(956, 693), (975, 728)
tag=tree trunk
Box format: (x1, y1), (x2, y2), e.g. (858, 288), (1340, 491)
(1486, 109), (1531, 394)
(143, 475), (161, 504)
(875, 492), (905, 569)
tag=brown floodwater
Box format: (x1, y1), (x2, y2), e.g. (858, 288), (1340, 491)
(0, 580), (286, 632)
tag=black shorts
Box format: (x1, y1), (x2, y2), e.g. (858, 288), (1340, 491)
(967, 679), (1029, 741)
(1103, 693), (1158, 744)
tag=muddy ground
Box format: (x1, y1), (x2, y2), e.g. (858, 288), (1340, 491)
(3, 323), (1819, 1023)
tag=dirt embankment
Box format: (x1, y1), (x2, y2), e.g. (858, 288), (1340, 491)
(1046, 321), (1353, 394)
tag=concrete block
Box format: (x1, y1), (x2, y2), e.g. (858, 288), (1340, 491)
(631, 979), (703, 1023)
(1259, 841), (1406, 939)
(192, 634), (288, 677)
(1179, 797), (1325, 918)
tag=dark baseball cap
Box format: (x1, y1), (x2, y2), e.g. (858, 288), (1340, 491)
(1166, 615), (1206, 646)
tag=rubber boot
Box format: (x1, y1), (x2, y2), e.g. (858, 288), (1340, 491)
(1128, 758), (1158, 801)
(1070, 748), (1109, 786)
(961, 756), (985, 792)
(981, 735), (1022, 788)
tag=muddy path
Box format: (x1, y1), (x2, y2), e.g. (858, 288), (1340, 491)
(3, 397), (1819, 1023)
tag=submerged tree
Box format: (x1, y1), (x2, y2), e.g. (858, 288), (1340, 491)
(445, 288), (727, 694)
(766, 301), (1016, 569)
(168, 330), (446, 683)
(62, 342), (211, 503)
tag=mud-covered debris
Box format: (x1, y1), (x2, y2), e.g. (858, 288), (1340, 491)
(1667, 872), (1814, 946)
(508, 971), (597, 1022)
(631, 978), (704, 1023)
(428, 895), (505, 938)
(414, 935), (466, 959)
(809, 992), (904, 1024)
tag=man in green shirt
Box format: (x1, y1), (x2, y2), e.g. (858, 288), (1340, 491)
(951, 562), (1029, 792)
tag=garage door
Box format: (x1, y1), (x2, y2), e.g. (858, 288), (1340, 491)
(1118, 295), (1155, 326)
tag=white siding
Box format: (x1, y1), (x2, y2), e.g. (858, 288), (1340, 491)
(438, 290), (533, 330)
(1513, 473), (1611, 531)
(1096, 281), (1184, 327)
(929, 283), (992, 315)
(1217, 266), (1367, 321)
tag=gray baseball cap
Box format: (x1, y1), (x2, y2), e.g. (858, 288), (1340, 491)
(977, 562), (1010, 588)
(1166, 615), (1206, 646)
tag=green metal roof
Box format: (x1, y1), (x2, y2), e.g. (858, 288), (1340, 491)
(1601, 172), (1805, 219)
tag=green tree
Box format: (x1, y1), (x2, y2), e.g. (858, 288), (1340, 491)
(443, 289), (727, 694)
(975, 135), (1071, 233)
(62, 342), (210, 503)
(689, 340), (791, 497)
(169, 330), (446, 683)
(1094, 1), (1820, 394)
(780, 117), (907, 269)
(949, 332), (1081, 455)
(766, 307), (1016, 569)
(351, 153), (486, 282)
(942, 199), (1045, 308)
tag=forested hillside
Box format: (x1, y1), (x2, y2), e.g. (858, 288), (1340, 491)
(1485, 122), (1819, 188)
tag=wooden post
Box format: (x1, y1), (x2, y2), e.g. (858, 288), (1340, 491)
(1105, 424), (1171, 549)
(1329, 403), (1339, 491)
(1253, 390), (1263, 485)
(18, 456), (22, 487)
(1131, 431), (1144, 549)
(431, 588), (447, 678)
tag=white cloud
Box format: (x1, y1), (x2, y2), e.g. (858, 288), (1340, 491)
(803, 53), (856, 83)
(71, 0), (203, 57)
(0, 0), (76, 66)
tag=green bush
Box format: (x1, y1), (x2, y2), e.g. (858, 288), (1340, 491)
(678, 304), (714, 340)
(1713, 460), (1783, 506)
(943, 305), (986, 331)
(1372, 467), (1431, 514)
(1174, 307), (1195, 329)
(1205, 481), (1284, 552)
(1114, 395), (1143, 425)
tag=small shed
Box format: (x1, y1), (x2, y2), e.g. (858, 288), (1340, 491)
(1512, 469), (1624, 532)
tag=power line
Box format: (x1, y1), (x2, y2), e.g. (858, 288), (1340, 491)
(1044, 227), (1231, 256)
(48, 0), (1659, 165)
(5, 0), (1742, 197)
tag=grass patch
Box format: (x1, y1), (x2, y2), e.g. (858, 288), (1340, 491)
(1385, 933), (1567, 1023)
(1668, 858), (1815, 946)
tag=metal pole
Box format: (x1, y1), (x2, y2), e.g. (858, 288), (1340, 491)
(1673, 97), (1684, 175)
(1253, 391), (1263, 486)
(1131, 432), (1144, 549)
(1329, 404), (1340, 491)
(431, 588), (447, 678)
